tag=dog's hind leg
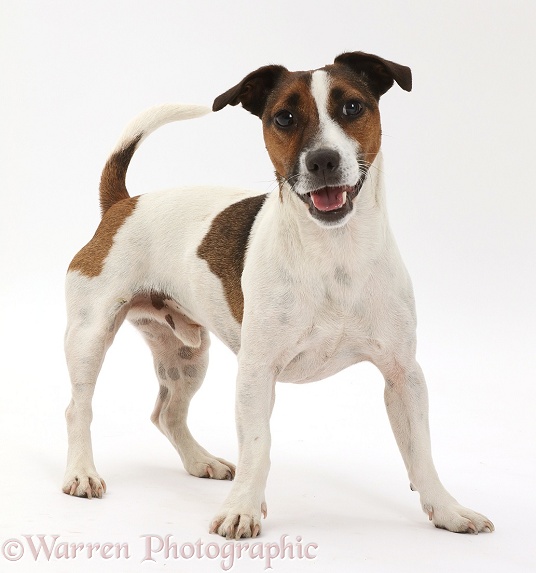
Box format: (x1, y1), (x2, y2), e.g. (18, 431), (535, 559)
(134, 319), (235, 480)
(62, 280), (131, 498)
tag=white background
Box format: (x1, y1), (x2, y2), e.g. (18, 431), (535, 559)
(1, 1), (535, 571)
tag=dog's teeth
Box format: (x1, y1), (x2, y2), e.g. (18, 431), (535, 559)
(341, 191), (347, 204)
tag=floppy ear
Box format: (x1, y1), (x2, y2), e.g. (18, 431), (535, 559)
(334, 51), (412, 97)
(212, 64), (287, 117)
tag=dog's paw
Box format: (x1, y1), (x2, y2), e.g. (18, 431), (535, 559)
(423, 502), (494, 533)
(62, 471), (106, 499)
(185, 455), (236, 481)
(209, 501), (267, 539)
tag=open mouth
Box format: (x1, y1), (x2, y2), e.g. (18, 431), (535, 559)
(298, 177), (366, 225)
(307, 185), (354, 212)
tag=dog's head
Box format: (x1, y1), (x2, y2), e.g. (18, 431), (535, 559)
(213, 51), (411, 228)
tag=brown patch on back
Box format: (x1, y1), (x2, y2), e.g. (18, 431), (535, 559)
(197, 194), (267, 323)
(68, 196), (139, 277)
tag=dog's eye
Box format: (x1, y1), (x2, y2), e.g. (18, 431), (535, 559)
(274, 110), (295, 128)
(343, 101), (363, 117)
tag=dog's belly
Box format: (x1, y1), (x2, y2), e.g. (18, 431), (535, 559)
(276, 328), (370, 384)
(278, 348), (363, 383)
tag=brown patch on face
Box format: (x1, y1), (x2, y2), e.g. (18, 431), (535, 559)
(197, 194), (267, 323)
(262, 72), (319, 180)
(68, 196), (139, 277)
(324, 65), (382, 164)
(261, 66), (383, 185)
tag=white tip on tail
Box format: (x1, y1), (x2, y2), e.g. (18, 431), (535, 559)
(113, 103), (211, 154)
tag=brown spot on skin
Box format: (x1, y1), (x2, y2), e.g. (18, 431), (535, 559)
(150, 292), (166, 310)
(158, 363), (167, 380)
(183, 365), (197, 378)
(197, 194), (267, 323)
(179, 346), (194, 360)
(68, 196), (139, 277)
(334, 265), (352, 287)
(165, 314), (175, 330)
(159, 385), (169, 401)
(167, 367), (180, 381)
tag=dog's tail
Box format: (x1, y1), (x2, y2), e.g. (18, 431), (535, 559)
(99, 104), (211, 216)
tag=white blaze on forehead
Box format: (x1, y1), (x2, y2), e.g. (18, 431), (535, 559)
(310, 70), (332, 128)
(305, 70), (361, 180)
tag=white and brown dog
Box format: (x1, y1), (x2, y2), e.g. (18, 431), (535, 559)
(63, 51), (494, 538)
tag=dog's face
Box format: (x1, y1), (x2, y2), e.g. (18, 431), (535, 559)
(214, 52), (412, 228)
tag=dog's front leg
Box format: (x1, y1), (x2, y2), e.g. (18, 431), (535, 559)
(382, 360), (494, 533)
(209, 358), (274, 539)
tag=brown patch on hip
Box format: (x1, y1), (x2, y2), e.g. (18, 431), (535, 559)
(197, 194), (267, 323)
(68, 196), (139, 277)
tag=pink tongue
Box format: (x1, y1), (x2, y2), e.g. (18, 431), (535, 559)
(310, 187), (345, 211)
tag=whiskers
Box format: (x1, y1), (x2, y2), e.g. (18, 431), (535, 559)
(359, 153), (384, 177)
(275, 173), (302, 202)
(280, 173), (301, 190)
(263, 154), (381, 202)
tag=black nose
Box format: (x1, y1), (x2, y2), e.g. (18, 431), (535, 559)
(305, 148), (341, 174)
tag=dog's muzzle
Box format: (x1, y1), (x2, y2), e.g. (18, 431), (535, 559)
(293, 148), (369, 226)
(298, 175), (367, 226)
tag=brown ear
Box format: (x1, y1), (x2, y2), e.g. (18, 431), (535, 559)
(212, 64), (287, 117)
(334, 51), (412, 97)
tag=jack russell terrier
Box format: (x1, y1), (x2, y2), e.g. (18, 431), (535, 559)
(63, 51), (494, 538)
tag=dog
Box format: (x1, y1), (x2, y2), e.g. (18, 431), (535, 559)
(63, 51), (494, 538)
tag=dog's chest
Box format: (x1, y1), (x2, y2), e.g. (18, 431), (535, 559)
(273, 268), (382, 383)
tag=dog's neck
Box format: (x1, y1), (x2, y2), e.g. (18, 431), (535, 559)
(259, 152), (389, 268)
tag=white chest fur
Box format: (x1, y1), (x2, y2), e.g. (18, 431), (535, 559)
(239, 158), (416, 383)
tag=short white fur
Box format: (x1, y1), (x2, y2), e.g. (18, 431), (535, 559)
(63, 68), (493, 540)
